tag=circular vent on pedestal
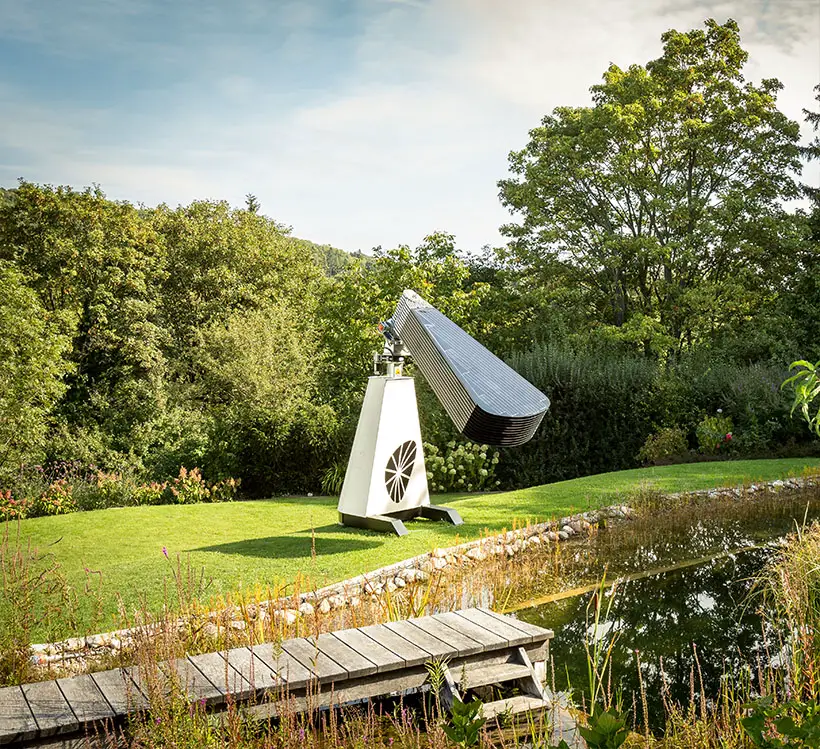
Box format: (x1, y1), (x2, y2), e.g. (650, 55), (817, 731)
(385, 440), (417, 503)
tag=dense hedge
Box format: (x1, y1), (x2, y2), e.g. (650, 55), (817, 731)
(493, 345), (816, 489)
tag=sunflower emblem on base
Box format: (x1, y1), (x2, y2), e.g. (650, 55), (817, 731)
(384, 440), (417, 503)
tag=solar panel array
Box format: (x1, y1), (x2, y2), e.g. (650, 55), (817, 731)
(392, 290), (550, 447)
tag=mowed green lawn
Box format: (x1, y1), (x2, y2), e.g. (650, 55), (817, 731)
(7, 458), (819, 638)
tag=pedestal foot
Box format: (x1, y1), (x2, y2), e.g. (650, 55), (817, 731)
(420, 504), (464, 525)
(339, 512), (409, 536)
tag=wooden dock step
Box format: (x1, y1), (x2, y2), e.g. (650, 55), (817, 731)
(455, 662), (533, 689)
(482, 694), (550, 721)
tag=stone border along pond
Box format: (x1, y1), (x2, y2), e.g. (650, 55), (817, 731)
(28, 474), (819, 674)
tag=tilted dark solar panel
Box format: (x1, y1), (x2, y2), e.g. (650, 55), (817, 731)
(392, 290), (550, 447)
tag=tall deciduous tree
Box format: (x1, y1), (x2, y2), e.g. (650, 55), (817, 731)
(0, 261), (70, 480)
(0, 182), (167, 460)
(498, 19), (802, 357)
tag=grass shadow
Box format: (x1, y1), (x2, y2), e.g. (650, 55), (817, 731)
(196, 535), (382, 559)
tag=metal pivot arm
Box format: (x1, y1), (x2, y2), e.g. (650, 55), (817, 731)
(372, 318), (408, 377)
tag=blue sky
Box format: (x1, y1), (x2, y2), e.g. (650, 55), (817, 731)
(1, 0), (818, 253)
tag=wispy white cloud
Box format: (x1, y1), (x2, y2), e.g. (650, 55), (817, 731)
(0, 0), (817, 253)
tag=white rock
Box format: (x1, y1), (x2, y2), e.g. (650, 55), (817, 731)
(230, 620), (247, 631)
(318, 599), (332, 614)
(281, 609), (299, 625)
(299, 602), (315, 616)
(394, 577), (406, 588)
(432, 557), (448, 570)
(466, 547), (487, 561)
(399, 568), (417, 582)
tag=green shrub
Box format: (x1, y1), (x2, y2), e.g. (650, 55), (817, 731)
(0, 491), (31, 521)
(677, 356), (801, 451)
(208, 477), (240, 503)
(162, 467), (210, 504)
(499, 344), (660, 487)
(442, 697), (486, 747)
(696, 413), (734, 454)
(30, 480), (77, 517)
(321, 461), (347, 496)
(783, 359), (820, 437)
(637, 427), (689, 465)
(132, 481), (167, 506)
(3, 465), (240, 517)
(73, 471), (136, 511)
(424, 441), (500, 493)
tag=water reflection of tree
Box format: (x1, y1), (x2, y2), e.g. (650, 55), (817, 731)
(525, 550), (774, 731)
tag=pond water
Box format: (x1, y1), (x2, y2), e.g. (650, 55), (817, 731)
(511, 491), (820, 732)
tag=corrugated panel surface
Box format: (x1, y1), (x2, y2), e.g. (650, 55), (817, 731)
(392, 290), (550, 446)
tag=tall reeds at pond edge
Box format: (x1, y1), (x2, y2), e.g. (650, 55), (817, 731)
(645, 520), (820, 748)
(756, 520), (820, 703)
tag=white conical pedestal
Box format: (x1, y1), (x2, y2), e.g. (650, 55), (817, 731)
(338, 376), (463, 536)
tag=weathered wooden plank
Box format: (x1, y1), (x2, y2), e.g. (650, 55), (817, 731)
(255, 643), (314, 689)
(0, 686), (38, 745)
(313, 633), (377, 680)
(17, 734), (103, 749)
(190, 652), (252, 700)
(91, 667), (148, 715)
(383, 619), (453, 659)
(23, 679), (77, 737)
(356, 624), (430, 668)
(482, 694), (549, 720)
(56, 674), (114, 725)
(454, 609), (531, 647)
(330, 629), (404, 673)
(281, 638), (345, 684)
(480, 608), (553, 641)
(407, 616), (483, 657)
(166, 658), (224, 707)
(457, 662), (532, 688)
(434, 611), (508, 651)
(246, 666), (431, 720)
(124, 662), (164, 710)
(221, 647), (279, 694)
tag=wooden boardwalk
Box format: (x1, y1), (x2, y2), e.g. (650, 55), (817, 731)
(0, 608), (559, 748)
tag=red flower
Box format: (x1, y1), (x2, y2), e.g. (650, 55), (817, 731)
(726, 433), (732, 441)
